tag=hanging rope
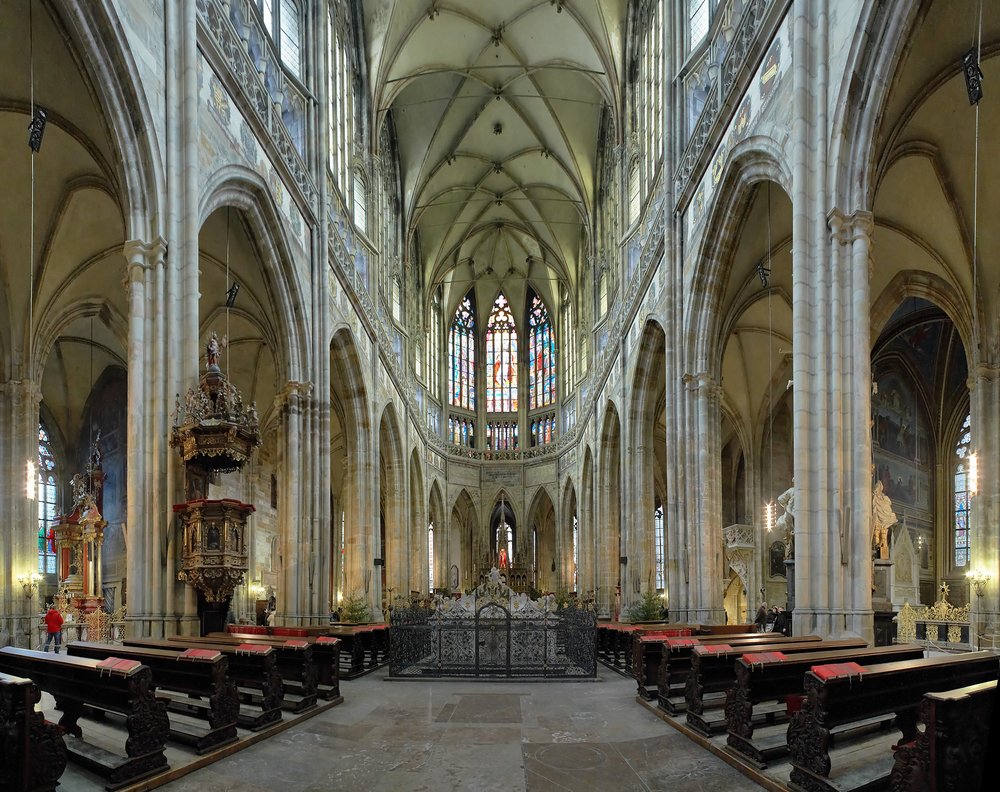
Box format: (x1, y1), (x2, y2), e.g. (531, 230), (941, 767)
(28, 0), (36, 379)
(225, 206), (232, 381)
(766, 183), (774, 530)
(971, 0), (983, 353)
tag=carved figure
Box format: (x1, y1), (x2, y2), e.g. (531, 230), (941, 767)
(206, 331), (221, 369)
(498, 546), (509, 569)
(776, 482), (795, 559)
(872, 480), (896, 559)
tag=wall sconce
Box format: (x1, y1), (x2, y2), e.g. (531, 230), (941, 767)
(17, 572), (41, 599)
(249, 582), (266, 600)
(966, 568), (991, 599)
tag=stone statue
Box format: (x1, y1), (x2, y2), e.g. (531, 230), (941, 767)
(206, 331), (221, 369)
(775, 482), (795, 559)
(872, 480), (896, 559)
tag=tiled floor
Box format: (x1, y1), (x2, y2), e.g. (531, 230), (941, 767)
(150, 667), (761, 792)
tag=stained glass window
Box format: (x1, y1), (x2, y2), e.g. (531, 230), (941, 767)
(37, 422), (58, 575)
(486, 421), (518, 451)
(654, 500), (665, 589)
(448, 293), (475, 410)
(428, 522), (434, 590)
(486, 293), (518, 412)
(530, 414), (556, 446)
(528, 292), (556, 409)
(448, 415), (474, 448)
(954, 413), (971, 567)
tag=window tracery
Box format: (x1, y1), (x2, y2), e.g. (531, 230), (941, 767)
(954, 413), (971, 567)
(37, 422), (57, 575)
(486, 293), (518, 413)
(528, 291), (556, 409)
(449, 293), (475, 410)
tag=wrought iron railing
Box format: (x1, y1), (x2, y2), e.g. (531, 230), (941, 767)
(389, 596), (596, 679)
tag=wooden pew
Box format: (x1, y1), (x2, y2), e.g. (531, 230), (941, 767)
(787, 651), (999, 792)
(67, 641), (239, 754)
(0, 671), (67, 792)
(0, 648), (169, 790)
(208, 631), (342, 701)
(167, 635), (317, 712)
(123, 638), (282, 731)
(725, 643), (925, 766)
(657, 634), (823, 714)
(635, 631), (778, 701)
(889, 679), (996, 792)
(327, 624), (389, 679)
(686, 638), (869, 735)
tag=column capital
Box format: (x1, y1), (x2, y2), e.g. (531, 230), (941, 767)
(682, 371), (722, 401)
(273, 380), (315, 413)
(828, 208), (874, 244)
(123, 237), (168, 280)
(0, 378), (42, 409)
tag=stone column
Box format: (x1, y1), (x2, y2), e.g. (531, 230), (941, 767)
(0, 379), (41, 646)
(969, 363), (1000, 643)
(684, 372), (725, 624)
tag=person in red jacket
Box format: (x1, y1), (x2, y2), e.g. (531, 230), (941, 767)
(43, 603), (64, 653)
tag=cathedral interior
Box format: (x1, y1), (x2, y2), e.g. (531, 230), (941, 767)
(2, 0), (1000, 789)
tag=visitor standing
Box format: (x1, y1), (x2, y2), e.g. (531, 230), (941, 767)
(43, 603), (64, 653)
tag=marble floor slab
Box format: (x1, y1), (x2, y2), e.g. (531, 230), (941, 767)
(147, 666), (762, 792)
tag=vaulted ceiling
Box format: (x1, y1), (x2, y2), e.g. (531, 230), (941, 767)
(363, 0), (626, 319)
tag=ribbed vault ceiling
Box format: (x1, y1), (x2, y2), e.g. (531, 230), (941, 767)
(364, 0), (626, 316)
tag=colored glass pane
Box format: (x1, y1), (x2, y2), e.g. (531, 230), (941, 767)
(486, 293), (517, 412)
(449, 294), (475, 410)
(528, 292), (556, 409)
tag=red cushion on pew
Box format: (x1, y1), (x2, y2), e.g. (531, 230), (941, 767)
(741, 651), (787, 665)
(236, 643), (271, 654)
(284, 639), (309, 648)
(178, 648), (222, 662)
(693, 644), (733, 655)
(811, 661), (867, 681)
(315, 636), (340, 645)
(95, 657), (142, 675)
(665, 638), (698, 648)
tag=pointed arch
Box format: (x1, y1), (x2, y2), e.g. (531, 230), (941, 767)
(427, 479), (445, 591)
(598, 402), (622, 616)
(526, 487), (556, 590)
(330, 327), (371, 604)
(561, 479), (578, 591)
(379, 402), (407, 594)
(409, 447), (425, 592)
(199, 167), (310, 382)
(580, 446), (595, 598)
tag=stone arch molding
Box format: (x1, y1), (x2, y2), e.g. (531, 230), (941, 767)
(59, 0), (165, 242)
(870, 270), (974, 358)
(199, 166), (309, 383)
(687, 138), (793, 376)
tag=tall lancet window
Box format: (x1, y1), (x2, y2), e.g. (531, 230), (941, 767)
(528, 290), (556, 409)
(428, 522), (435, 590)
(37, 422), (58, 574)
(487, 293), (518, 412)
(954, 413), (972, 567)
(654, 499), (665, 590)
(449, 292), (475, 410)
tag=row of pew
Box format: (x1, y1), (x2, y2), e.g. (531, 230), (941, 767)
(0, 631), (344, 791)
(632, 629), (997, 791)
(597, 621), (755, 678)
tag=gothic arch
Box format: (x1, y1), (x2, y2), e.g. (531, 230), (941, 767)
(579, 446), (595, 598)
(597, 402), (622, 615)
(526, 486), (556, 590)
(627, 319), (666, 600)
(427, 479), (445, 591)
(687, 140), (792, 375)
(199, 167), (310, 382)
(378, 402), (407, 594)
(58, 0), (165, 241)
(330, 327), (371, 602)
(870, 270), (974, 357)
(560, 479), (578, 591)
(408, 447), (425, 592)
(829, 0), (922, 213)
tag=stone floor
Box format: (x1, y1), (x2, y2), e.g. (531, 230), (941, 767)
(152, 666), (762, 792)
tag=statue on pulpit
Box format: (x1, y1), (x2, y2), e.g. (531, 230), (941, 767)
(872, 480), (896, 560)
